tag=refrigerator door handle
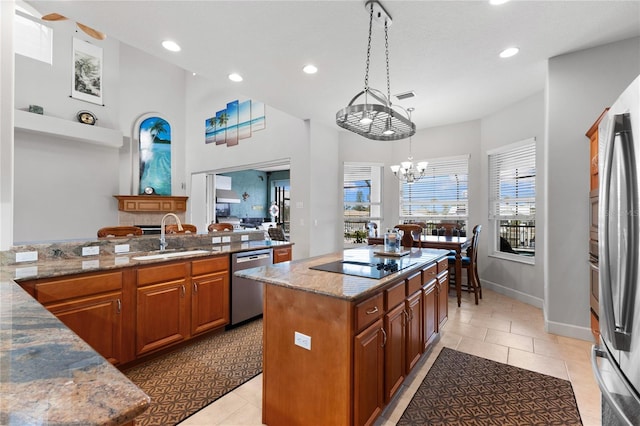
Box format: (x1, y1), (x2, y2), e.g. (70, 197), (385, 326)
(600, 113), (636, 351)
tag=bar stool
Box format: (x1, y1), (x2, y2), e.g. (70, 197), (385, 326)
(97, 226), (143, 238)
(448, 224), (482, 304)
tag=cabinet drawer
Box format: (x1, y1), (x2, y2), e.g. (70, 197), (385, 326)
(406, 271), (422, 295)
(422, 263), (437, 285)
(35, 271), (123, 304)
(385, 281), (405, 310)
(273, 246), (292, 264)
(355, 293), (383, 332)
(192, 255), (228, 276)
(437, 258), (449, 273)
(137, 262), (188, 286)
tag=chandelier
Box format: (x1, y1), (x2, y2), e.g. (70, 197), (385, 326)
(335, 0), (415, 141)
(390, 108), (427, 184)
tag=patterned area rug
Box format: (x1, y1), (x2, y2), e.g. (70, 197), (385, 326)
(398, 347), (583, 425)
(123, 319), (263, 426)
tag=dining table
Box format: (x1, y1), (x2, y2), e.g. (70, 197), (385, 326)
(367, 234), (471, 306)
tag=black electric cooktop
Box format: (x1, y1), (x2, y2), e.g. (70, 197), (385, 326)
(310, 256), (421, 279)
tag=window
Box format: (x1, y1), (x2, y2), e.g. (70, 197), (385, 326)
(488, 138), (536, 260)
(399, 155), (469, 233)
(14, 5), (53, 64)
(344, 163), (383, 243)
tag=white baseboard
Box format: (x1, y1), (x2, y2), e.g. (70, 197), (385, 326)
(480, 279), (544, 308)
(544, 318), (594, 342)
(481, 279), (593, 342)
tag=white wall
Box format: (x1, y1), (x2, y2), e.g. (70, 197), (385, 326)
(118, 44), (187, 198)
(12, 25), (187, 243)
(1, 0), (15, 249)
(545, 37), (640, 339)
(480, 91), (545, 305)
(13, 22), (121, 243)
(309, 120), (342, 256)
(184, 76), (311, 258)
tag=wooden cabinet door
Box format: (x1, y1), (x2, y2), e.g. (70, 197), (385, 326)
(423, 280), (437, 350)
(136, 279), (189, 356)
(273, 246), (292, 263)
(405, 290), (423, 372)
(384, 303), (406, 403)
(354, 318), (384, 426)
(47, 292), (123, 365)
(191, 271), (229, 335)
(437, 272), (449, 329)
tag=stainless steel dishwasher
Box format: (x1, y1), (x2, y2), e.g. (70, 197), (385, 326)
(230, 248), (273, 326)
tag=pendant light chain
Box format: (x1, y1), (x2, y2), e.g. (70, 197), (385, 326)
(385, 21), (391, 106)
(363, 3), (374, 93)
(335, 0), (416, 141)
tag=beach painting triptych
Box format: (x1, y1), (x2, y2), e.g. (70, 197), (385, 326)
(205, 99), (265, 146)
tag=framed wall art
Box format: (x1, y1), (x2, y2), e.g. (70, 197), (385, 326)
(205, 99), (266, 146)
(139, 116), (172, 195)
(72, 38), (103, 105)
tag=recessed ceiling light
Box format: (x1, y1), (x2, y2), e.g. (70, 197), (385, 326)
(499, 47), (519, 58)
(303, 64), (318, 74)
(228, 73), (243, 82)
(162, 40), (181, 52)
(490, 0), (510, 5)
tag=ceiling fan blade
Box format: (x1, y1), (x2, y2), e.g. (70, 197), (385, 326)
(76, 22), (107, 40)
(41, 13), (68, 21)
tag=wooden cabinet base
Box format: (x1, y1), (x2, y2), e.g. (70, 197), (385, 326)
(262, 285), (352, 426)
(262, 260), (448, 426)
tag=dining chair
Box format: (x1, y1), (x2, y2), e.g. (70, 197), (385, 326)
(433, 223), (460, 236)
(97, 226), (143, 238)
(448, 224), (482, 304)
(268, 225), (288, 241)
(165, 224), (197, 234)
(393, 224), (423, 248)
(208, 223), (235, 232)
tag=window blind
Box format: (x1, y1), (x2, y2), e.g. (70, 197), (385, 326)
(488, 139), (536, 220)
(344, 163), (383, 222)
(399, 156), (468, 221)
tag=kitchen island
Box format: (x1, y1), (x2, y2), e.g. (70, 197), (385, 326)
(0, 232), (292, 425)
(235, 246), (451, 426)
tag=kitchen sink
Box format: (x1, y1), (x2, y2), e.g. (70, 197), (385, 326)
(132, 249), (210, 261)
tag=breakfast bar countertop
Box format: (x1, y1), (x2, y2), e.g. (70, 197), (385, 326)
(0, 279), (150, 425)
(0, 235), (292, 425)
(235, 246), (450, 301)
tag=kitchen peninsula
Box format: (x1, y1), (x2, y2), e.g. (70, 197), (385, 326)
(0, 230), (292, 425)
(235, 246), (451, 426)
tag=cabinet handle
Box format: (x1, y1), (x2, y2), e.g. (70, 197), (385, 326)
(366, 306), (379, 315)
(181, 285), (186, 297)
(116, 298), (121, 314)
(403, 310), (410, 325)
(409, 307), (414, 322)
(193, 282), (198, 294)
(381, 328), (387, 347)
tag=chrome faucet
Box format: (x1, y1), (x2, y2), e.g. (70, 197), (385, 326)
(160, 213), (183, 251)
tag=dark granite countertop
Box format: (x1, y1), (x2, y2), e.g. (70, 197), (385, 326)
(0, 281), (150, 425)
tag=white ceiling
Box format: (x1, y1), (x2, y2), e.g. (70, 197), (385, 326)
(27, 0), (640, 132)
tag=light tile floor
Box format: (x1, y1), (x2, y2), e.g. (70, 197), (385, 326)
(178, 288), (601, 426)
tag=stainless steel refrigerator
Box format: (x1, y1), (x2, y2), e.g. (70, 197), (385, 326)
(592, 75), (640, 425)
